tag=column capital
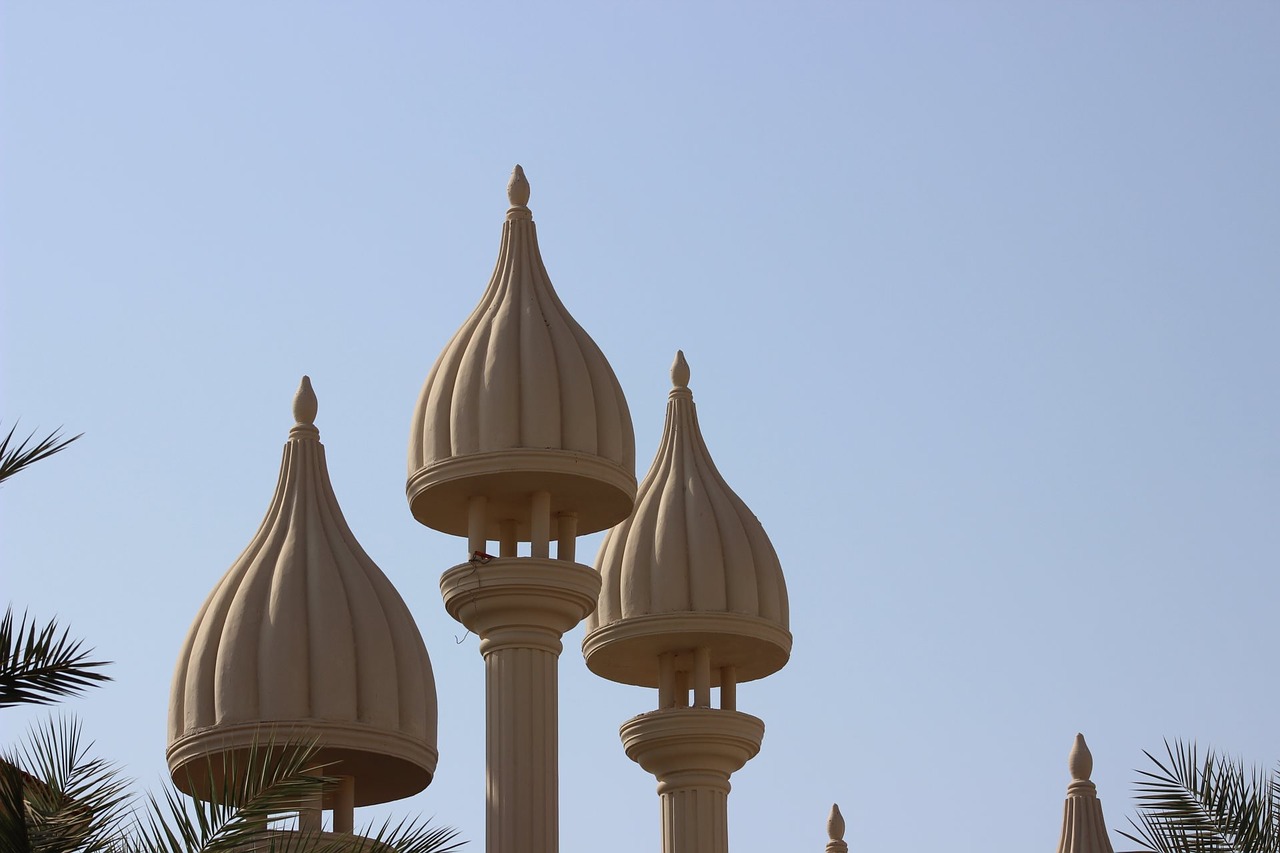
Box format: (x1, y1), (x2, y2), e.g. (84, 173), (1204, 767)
(621, 707), (765, 788)
(440, 557), (601, 652)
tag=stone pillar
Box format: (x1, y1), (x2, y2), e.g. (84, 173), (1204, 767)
(621, 708), (765, 853)
(441, 557), (601, 853)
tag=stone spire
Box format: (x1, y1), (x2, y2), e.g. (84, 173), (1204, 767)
(408, 169), (637, 853)
(585, 352), (790, 853)
(1055, 734), (1115, 853)
(169, 377), (438, 833)
(827, 804), (848, 853)
(585, 350), (791, 692)
(407, 164), (636, 549)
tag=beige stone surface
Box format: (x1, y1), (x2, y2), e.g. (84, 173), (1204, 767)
(826, 804), (848, 853)
(1055, 733), (1115, 853)
(585, 351), (790, 689)
(621, 708), (764, 853)
(168, 377), (438, 808)
(407, 165), (636, 540)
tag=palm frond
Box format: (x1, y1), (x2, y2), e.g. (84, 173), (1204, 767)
(134, 736), (335, 853)
(0, 608), (112, 708)
(1120, 740), (1279, 853)
(0, 425), (81, 486)
(1, 716), (132, 853)
(130, 736), (464, 853)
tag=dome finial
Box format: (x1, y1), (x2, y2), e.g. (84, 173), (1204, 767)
(828, 804), (845, 841)
(1069, 732), (1094, 782)
(671, 350), (690, 389)
(508, 164), (531, 208)
(293, 376), (318, 427)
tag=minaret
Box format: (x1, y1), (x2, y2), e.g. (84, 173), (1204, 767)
(168, 377), (438, 837)
(407, 167), (637, 853)
(584, 352), (791, 853)
(1054, 734), (1115, 853)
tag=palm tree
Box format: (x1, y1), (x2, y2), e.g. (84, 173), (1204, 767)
(1121, 740), (1279, 853)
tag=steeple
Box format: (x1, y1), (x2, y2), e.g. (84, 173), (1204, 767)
(408, 169), (637, 853)
(168, 378), (439, 833)
(585, 351), (791, 692)
(585, 352), (790, 853)
(1054, 734), (1115, 853)
(407, 165), (636, 549)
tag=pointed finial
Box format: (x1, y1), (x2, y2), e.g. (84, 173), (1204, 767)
(827, 804), (845, 842)
(671, 350), (690, 389)
(293, 376), (318, 426)
(508, 164), (530, 207)
(1069, 733), (1094, 782)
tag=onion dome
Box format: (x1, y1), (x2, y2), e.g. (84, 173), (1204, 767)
(168, 377), (438, 807)
(584, 351), (790, 688)
(407, 166), (636, 539)
(1055, 734), (1116, 853)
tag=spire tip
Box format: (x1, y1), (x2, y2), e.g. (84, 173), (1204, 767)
(508, 164), (531, 207)
(671, 350), (690, 389)
(293, 375), (318, 426)
(1068, 732), (1093, 782)
(827, 803), (845, 842)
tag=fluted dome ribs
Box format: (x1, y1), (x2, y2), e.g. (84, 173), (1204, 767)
(600, 390), (786, 623)
(414, 218), (632, 467)
(169, 378), (438, 807)
(407, 167), (636, 539)
(584, 352), (791, 689)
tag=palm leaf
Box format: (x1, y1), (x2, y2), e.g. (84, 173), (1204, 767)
(131, 735), (464, 853)
(1, 716), (132, 853)
(0, 425), (80, 486)
(1120, 740), (1280, 853)
(0, 609), (112, 708)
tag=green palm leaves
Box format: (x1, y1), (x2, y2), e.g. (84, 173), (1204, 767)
(1123, 741), (1280, 853)
(0, 611), (111, 709)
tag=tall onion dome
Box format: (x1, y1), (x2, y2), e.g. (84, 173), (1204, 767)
(168, 378), (438, 832)
(584, 350), (791, 697)
(583, 351), (790, 853)
(407, 164), (636, 549)
(406, 168), (636, 853)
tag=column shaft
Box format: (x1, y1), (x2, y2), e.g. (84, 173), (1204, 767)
(661, 784), (730, 853)
(484, 644), (559, 853)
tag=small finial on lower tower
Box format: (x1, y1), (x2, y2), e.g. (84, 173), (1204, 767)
(826, 803), (849, 853)
(508, 164), (531, 207)
(1069, 733), (1093, 782)
(828, 804), (845, 841)
(293, 376), (318, 426)
(671, 350), (690, 389)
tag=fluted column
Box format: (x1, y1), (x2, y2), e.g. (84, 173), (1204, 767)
(441, 557), (601, 853)
(621, 708), (764, 853)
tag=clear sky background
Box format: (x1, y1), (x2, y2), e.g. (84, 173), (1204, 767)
(2, 4), (1277, 852)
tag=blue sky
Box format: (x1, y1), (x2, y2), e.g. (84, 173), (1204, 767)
(3, 4), (1278, 851)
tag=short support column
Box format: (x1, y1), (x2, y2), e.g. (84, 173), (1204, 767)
(468, 496), (488, 557)
(621, 708), (765, 853)
(333, 776), (355, 834)
(440, 558), (601, 853)
(556, 513), (577, 562)
(499, 519), (518, 558)
(719, 666), (737, 711)
(531, 491), (551, 558)
(693, 647), (711, 708)
(658, 653), (676, 710)
(298, 788), (323, 833)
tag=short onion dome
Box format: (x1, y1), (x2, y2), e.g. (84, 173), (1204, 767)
(168, 377), (439, 807)
(407, 166), (637, 539)
(584, 352), (790, 687)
